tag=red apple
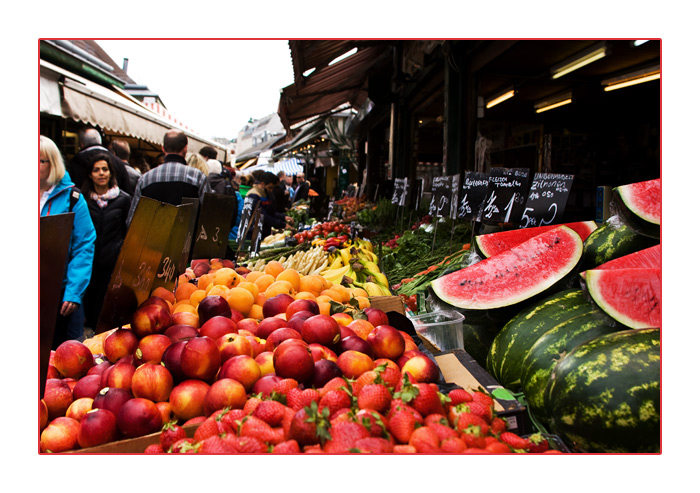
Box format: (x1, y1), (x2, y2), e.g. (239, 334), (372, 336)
(309, 343), (338, 362)
(363, 307), (389, 327)
(135, 334), (172, 365)
(52, 340), (95, 379)
(169, 379), (210, 422)
(116, 397), (163, 438)
(286, 299), (320, 319)
(401, 354), (440, 384)
(287, 311), (315, 333)
(218, 355), (261, 392)
(311, 359), (344, 388)
(86, 359), (112, 378)
(262, 293), (295, 318)
(92, 387), (133, 417)
(192, 260), (211, 277)
(103, 328), (139, 363)
(264, 327), (303, 351)
(217, 333), (253, 361)
(337, 335), (374, 358)
(301, 314), (341, 347)
(197, 295), (232, 325)
(164, 324), (199, 342)
(366, 325), (405, 360)
(272, 339), (315, 384)
(78, 408), (118, 448)
(101, 361), (136, 392)
(199, 315), (238, 340)
(229, 309), (244, 325)
(162, 340), (188, 383)
(180, 336), (221, 381)
(40, 416), (80, 453)
(255, 317), (288, 339)
(203, 378), (247, 416)
(251, 374), (283, 397)
(43, 378), (74, 421)
(131, 303), (173, 338)
(171, 311), (200, 329)
(139, 295), (171, 311)
(131, 363), (174, 402)
(72, 374), (104, 400)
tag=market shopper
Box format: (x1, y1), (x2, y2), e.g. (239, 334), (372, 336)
(238, 174), (253, 197)
(81, 152), (132, 331)
(292, 172), (310, 202)
(126, 129), (212, 226)
(68, 127), (133, 195)
(272, 170), (290, 213)
(187, 153), (210, 176)
(40, 135), (97, 349)
(243, 171), (294, 239)
(109, 139), (141, 193)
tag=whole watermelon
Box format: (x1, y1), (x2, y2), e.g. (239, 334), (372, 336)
(543, 328), (660, 453)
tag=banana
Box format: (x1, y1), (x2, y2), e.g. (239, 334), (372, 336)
(365, 270), (390, 290)
(320, 264), (352, 279)
(362, 281), (386, 297)
(323, 265), (352, 284)
(324, 254), (344, 271)
(339, 247), (353, 266)
(358, 249), (379, 264)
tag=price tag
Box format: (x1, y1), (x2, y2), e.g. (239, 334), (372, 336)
(478, 168), (530, 225)
(520, 173), (574, 228)
(152, 202), (194, 294)
(449, 174), (460, 220)
(457, 171), (489, 220)
(191, 193), (237, 260)
(427, 176), (454, 218)
(391, 178), (409, 206)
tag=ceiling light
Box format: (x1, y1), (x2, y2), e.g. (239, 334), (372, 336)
(602, 64), (660, 91)
(328, 47), (358, 66)
(486, 88), (515, 109)
(551, 42), (608, 79)
(303, 67), (316, 77)
(535, 92), (573, 113)
(633, 40), (649, 47)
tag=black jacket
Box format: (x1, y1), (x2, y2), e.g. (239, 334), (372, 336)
(86, 189), (132, 269)
(69, 146), (134, 196)
(293, 180), (310, 202)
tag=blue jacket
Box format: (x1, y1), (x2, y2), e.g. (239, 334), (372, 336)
(41, 173), (97, 304)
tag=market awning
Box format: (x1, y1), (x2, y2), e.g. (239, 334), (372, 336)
(41, 60), (227, 157)
(278, 44), (392, 131)
(241, 157), (304, 176)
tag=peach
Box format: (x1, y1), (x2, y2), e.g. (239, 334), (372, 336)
(254, 351), (275, 375)
(331, 312), (354, 327)
(43, 378), (74, 421)
(401, 354), (440, 384)
(103, 328), (139, 364)
(131, 303), (173, 338)
(171, 310), (200, 328)
(65, 397), (94, 422)
(180, 336), (221, 381)
(135, 334), (172, 365)
(116, 397), (163, 438)
(40, 416), (80, 453)
(203, 378), (247, 416)
(78, 408), (118, 449)
(53, 340), (95, 379)
(199, 315), (238, 340)
(272, 339), (315, 384)
(217, 332), (254, 361)
(218, 355), (262, 392)
(367, 325), (405, 361)
(169, 379), (210, 422)
(336, 350), (374, 379)
(131, 363), (174, 402)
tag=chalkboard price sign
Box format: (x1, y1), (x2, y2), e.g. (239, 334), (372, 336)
(192, 193), (237, 260)
(457, 172), (489, 220)
(427, 176), (453, 218)
(520, 173), (574, 228)
(237, 195), (256, 245)
(479, 168), (530, 225)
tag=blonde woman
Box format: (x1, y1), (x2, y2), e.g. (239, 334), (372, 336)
(187, 153), (209, 176)
(40, 135), (97, 348)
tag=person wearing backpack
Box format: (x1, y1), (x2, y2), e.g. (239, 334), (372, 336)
(40, 135), (96, 348)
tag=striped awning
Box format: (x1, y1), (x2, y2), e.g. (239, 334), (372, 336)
(242, 157), (303, 176)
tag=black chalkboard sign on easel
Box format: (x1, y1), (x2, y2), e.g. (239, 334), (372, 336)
(478, 168), (530, 226)
(428, 176), (453, 218)
(519, 173), (575, 228)
(458, 172), (490, 220)
(191, 193), (237, 260)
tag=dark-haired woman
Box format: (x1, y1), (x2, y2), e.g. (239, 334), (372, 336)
(82, 152), (132, 331)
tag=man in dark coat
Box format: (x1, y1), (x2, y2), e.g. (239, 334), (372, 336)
(68, 127), (133, 195)
(109, 139), (140, 194)
(292, 172), (310, 202)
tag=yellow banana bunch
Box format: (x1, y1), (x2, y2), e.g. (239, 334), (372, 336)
(321, 264), (352, 283)
(361, 281), (392, 297)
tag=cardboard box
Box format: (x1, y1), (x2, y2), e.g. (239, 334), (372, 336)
(369, 295), (405, 315)
(69, 423), (199, 454)
(435, 349), (533, 436)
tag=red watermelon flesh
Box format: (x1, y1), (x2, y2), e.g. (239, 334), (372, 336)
(582, 244), (661, 280)
(475, 221), (597, 258)
(585, 268), (661, 329)
(432, 225), (583, 310)
(616, 178), (660, 225)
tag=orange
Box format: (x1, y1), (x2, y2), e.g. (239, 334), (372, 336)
(294, 291), (317, 301)
(329, 284), (351, 303)
(315, 274), (332, 291)
(347, 319), (375, 340)
(245, 271), (265, 283)
(197, 273), (215, 290)
(174, 303), (197, 315)
(275, 269), (301, 292)
(353, 295), (371, 310)
(189, 289), (208, 307)
(151, 286), (176, 305)
(319, 289), (343, 303)
(253, 274), (276, 293)
(213, 267), (241, 288)
(265, 280), (295, 298)
(226, 287), (255, 316)
(175, 282), (198, 302)
(237, 281), (260, 300)
(263, 260), (285, 278)
(299, 275), (324, 296)
(207, 284), (230, 298)
(248, 304), (264, 320)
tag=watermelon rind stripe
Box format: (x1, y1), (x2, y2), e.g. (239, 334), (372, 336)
(543, 328), (660, 453)
(580, 221), (659, 270)
(616, 180), (661, 226)
(586, 268), (661, 329)
(431, 226), (583, 311)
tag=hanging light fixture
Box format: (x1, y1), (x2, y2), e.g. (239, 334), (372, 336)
(535, 91), (573, 113)
(602, 64), (660, 91)
(486, 87), (515, 109)
(551, 41), (608, 79)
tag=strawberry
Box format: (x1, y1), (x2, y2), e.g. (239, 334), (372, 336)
(243, 396), (263, 415)
(387, 399), (424, 423)
(447, 388), (473, 406)
(271, 439), (301, 454)
(456, 411), (490, 436)
(323, 420), (370, 453)
(220, 408), (247, 432)
(485, 440), (512, 453)
(411, 383), (445, 417)
(160, 421), (187, 453)
(170, 437), (200, 453)
(376, 366), (401, 391)
(393, 444), (417, 453)
(194, 414), (231, 442)
(424, 414), (450, 427)
(226, 435), (267, 453)
(319, 389), (352, 417)
(286, 387), (320, 412)
(182, 416), (207, 427)
(441, 436), (467, 453)
(489, 416), (508, 435)
(144, 443), (164, 454)
(408, 425), (441, 453)
(427, 421), (459, 442)
(252, 400), (287, 427)
(303, 444), (324, 453)
(526, 433), (550, 453)
(357, 383), (392, 413)
(353, 436), (394, 454)
(319, 376), (352, 398)
(353, 370), (380, 396)
(330, 407), (355, 424)
(240, 415), (284, 445)
(388, 409), (420, 444)
(271, 378), (299, 397)
(471, 391), (495, 408)
(198, 435), (234, 454)
(460, 425), (487, 449)
(355, 409), (390, 438)
(287, 402), (330, 446)
(464, 400), (493, 423)
(499, 431), (530, 451)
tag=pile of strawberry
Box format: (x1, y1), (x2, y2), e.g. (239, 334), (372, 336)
(144, 367), (560, 454)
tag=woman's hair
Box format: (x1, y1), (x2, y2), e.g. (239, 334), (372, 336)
(84, 152), (118, 194)
(40, 135), (66, 186)
(186, 153), (209, 176)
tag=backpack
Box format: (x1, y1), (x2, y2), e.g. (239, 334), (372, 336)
(68, 186), (82, 213)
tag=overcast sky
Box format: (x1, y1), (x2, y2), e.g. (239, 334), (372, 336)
(98, 39), (295, 142)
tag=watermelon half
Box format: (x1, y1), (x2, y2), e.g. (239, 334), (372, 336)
(475, 221), (597, 258)
(581, 244), (661, 280)
(585, 268), (661, 329)
(610, 178), (660, 239)
(431, 225), (583, 310)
